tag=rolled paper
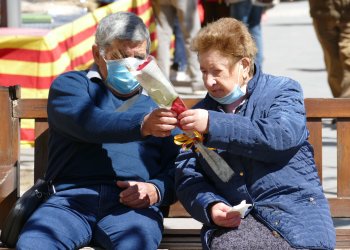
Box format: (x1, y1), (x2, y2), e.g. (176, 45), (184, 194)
(136, 56), (180, 109)
(134, 56), (234, 182)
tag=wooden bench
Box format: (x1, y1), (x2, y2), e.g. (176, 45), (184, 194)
(1, 85), (350, 249)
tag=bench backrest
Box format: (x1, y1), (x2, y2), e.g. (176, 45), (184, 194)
(1, 85), (350, 226)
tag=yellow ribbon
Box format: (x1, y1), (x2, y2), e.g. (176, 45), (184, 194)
(174, 131), (203, 151)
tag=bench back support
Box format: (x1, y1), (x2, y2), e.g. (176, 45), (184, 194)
(1, 86), (350, 228)
(305, 99), (350, 217)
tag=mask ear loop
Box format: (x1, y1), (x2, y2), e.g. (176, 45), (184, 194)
(237, 62), (242, 88)
(239, 61), (249, 94)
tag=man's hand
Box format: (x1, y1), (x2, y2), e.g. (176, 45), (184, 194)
(141, 108), (178, 137)
(210, 202), (241, 228)
(178, 109), (209, 134)
(116, 181), (159, 208)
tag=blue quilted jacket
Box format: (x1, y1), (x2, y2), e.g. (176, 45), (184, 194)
(175, 66), (336, 249)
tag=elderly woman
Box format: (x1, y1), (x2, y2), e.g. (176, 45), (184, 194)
(175, 18), (336, 249)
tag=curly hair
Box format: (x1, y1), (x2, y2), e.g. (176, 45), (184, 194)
(191, 18), (257, 74)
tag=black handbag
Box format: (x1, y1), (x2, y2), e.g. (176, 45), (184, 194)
(0, 178), (54, 247)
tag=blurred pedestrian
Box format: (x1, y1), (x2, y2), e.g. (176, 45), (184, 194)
(97, 0), (118, 7)
(226, 0), (265, 67)
(201, 0), (230, 26)
(170, 17), (190, 82)
(226, 0), (278, 67)
(309, 0), (350, 99)
(154, 0), (206, 94)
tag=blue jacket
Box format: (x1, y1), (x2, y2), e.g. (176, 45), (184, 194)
(47, 70), (179, 207)
(175, 66), (336, 249)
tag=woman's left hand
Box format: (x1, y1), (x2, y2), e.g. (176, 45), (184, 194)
(210, 202), (241, 228)
(178, 109), (209, 134)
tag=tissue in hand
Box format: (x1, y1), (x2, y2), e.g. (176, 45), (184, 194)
(228, 200), (252, 218)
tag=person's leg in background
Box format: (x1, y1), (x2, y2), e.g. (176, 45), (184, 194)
(247, 5), (264, 66)
(230, 0), (264, 67)
(156, 3), (176, 78)
(171, 17), (190, 82)
(202, 0), (230, 26)
(312, 17), (343, 98)
(338, 17), (350, 98)
(175, 0), (205, 93)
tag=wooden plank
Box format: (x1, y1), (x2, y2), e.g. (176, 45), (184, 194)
(12, 99), (48, 119)
(163, 218), (202, 234)
(306, 118), (323, 180)
(13, 98), (200, 119)
(0, 165), (16, 202)
(329, 198), (350, 217)
(335, 227), (350, 249)
(337, 119), (350, 198)
(0, 86), (19, 229)
(305, 98), (350, 118)
(168, 201), (191, 217)
(0, 87), (19, 167)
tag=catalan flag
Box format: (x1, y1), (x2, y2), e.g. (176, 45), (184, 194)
(0, 0), (157, 146)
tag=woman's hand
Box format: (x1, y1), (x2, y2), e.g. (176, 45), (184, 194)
(210, 202), (241, 228)
(178, 109), (209, 134)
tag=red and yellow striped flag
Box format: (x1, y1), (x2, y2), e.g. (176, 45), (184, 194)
(0, 0), (157, 146)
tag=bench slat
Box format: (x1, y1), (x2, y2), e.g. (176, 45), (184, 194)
(305, 98), (350, 118)
(306, 118), (323, 180)
(329, 198), (350, 217)
(337, 119), (350, 197)
(12, 99), (48, 119)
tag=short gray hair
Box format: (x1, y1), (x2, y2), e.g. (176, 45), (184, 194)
(95, 11), (151, 55)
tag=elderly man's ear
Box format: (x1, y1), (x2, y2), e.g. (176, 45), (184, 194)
(92, 44), (101, 63)
(92, 44), (107, 79)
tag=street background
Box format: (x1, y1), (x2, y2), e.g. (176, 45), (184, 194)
(18, 0), (346, 228)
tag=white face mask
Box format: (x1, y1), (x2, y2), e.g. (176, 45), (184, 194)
(209, 62), (245, 104)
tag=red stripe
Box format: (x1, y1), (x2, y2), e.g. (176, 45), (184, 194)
(56, 24), (96, 61)
(0, 74), (54, 89)
(128, 1), (152, 15)
(21, 128), (34, 142)
(0, 50), (93, 88)
(68, 50), (93, 71)
(0, 25), (96, 63)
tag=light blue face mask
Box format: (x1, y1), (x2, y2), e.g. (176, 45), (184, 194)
(209, 62), (245, 105)
(105, 58), (143, 95)
(209, 85), (245, 105)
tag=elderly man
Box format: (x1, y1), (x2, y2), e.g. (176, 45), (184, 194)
(16, 12), (179, 250)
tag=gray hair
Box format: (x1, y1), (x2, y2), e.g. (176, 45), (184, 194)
(95, 11), (151, 55)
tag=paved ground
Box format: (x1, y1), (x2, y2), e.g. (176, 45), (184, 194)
(19, 0), (347, 228)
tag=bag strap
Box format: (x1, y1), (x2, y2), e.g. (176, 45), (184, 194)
(115, 92), (141, 112)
